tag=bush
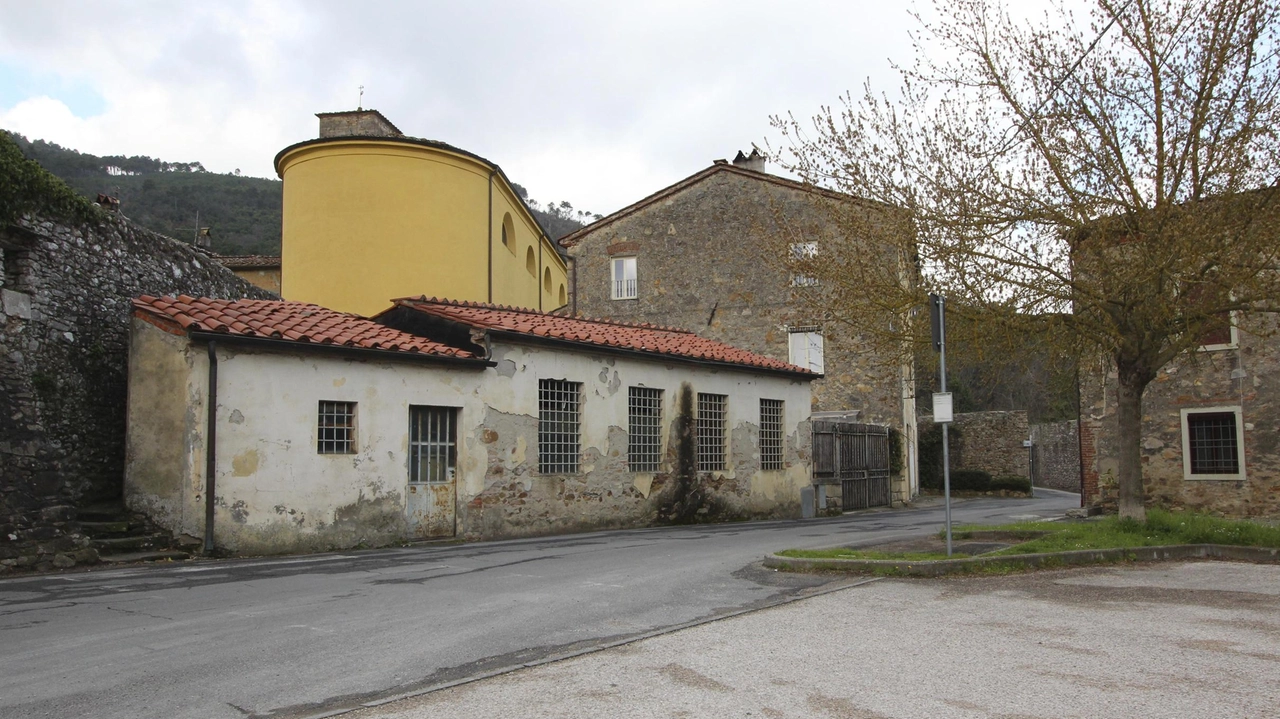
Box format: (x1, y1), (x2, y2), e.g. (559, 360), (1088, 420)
(990, 475), (1032, 493)
(950, 469), (992, 491)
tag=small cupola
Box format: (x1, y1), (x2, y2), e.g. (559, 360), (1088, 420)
(315, 109), (403, 139)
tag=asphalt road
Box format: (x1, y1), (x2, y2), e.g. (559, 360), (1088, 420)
(0, 490), (1077, 719)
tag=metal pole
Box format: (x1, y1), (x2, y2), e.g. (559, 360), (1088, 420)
(938, 295), (953, 556)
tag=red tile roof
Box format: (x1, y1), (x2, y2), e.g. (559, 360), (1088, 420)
(133, 296), (476, 359)
(388, 297), (816, 375)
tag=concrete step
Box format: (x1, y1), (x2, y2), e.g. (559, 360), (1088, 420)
(80, 520), (134, 537)
(91, 535), (168, 554)
(78, 504), (130, 523)
(98, 550), (191, 564)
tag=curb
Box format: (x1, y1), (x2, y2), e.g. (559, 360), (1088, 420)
(763, 544), (1280, 577)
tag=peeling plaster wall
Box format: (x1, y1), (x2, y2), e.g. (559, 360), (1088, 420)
(125, 323), (814, 554)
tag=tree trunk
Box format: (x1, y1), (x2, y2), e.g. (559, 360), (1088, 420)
(1114, 371), (1148, 522)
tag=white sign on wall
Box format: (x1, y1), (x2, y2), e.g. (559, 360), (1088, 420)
(933, 392), (953, 423)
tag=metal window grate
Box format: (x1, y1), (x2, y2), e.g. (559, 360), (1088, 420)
(539, 379), (581, 474)
(628, 387), (663, 472)
(1188, 412), (1240, 474)
(410, 406), (456, 484)
(697, 393), (727, 472)
(760, 399), (784, 470)
(317, 400), (356, 454)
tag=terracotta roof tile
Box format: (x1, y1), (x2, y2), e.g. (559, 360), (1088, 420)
(390, 297), (815, 375)
(133, 296), (475, 359)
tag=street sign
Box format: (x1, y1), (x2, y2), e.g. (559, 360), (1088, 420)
(932, 392), (953, 423)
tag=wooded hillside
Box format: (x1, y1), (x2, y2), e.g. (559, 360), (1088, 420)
(6, 132), (593, 256)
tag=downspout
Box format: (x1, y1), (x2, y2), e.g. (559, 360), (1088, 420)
(204, 340), (218, 555)
(487, 168), (497, 304)
(538, 235), (544, 311)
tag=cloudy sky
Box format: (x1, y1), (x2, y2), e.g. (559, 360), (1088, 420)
(1, 1), (933, 215)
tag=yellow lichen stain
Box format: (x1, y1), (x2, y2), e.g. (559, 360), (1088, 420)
(232, 449), (260, 477)
(333, 377), (347, 387)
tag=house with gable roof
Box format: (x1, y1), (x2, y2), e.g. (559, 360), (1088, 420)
(125, 294), (816, 554)
(559, 151), (919, 506)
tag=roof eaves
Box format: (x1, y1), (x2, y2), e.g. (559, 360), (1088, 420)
(558, 163), (890, 248)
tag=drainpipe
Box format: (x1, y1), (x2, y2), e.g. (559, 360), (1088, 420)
(487, 168), (497, 304)
(204, 340), (218, 555)
(570, 255), (578, 316)
(538, 235), (544, 312)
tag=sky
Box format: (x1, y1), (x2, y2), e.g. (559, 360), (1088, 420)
(0, 1), (929, 215)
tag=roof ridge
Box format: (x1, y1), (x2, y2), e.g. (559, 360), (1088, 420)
(399, 296), (696, 334)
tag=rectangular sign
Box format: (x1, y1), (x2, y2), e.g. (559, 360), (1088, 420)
(933, 392), (953, 423)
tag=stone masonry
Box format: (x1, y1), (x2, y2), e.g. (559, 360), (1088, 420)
(1030, 420), (1081, 492)
(562, 161), (917, 501)
(1, 211), (273, 572)
(1080, 312), (1280, 516)
(922, 410), (1031, 481)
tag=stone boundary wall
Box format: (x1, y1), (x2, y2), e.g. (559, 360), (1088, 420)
(1, 212), (274, 573)
(951, 410), (1029, 478)
(1030, 420), (1081, 492)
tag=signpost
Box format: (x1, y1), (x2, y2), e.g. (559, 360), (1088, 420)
(929, 293), (954, 556)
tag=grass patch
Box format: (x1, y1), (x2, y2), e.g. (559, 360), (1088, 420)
(779, 510), (1280, 562)
(970, 509), (1280, 555)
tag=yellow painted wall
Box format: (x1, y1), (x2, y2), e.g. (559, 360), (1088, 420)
(230, 268), (281, 295)
(278, 139), (568, 317)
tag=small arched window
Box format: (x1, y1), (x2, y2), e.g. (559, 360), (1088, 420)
(543, 267), (552, 294)
(501, 213), (515, 252)
(525, 247), (536, 277)
(558, 284), (567, 307)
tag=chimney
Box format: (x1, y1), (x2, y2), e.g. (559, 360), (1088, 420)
(316, 109), (404, 139)
(731, 148), (766, 173)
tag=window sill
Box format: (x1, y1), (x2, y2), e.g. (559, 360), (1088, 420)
(1182, 473), (1246, 481)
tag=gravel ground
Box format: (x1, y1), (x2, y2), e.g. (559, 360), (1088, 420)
(352, 561), (1280, 719)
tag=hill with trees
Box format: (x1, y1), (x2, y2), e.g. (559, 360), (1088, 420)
(6, 132), (596, 256)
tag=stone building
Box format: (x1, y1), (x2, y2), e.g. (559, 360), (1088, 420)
(1, 209), (272, 573)
(215, 254), (281, 294)
(126, 295), (816, 554)
(559, 153), (918, 502)
(1080, 313), (1280, 516)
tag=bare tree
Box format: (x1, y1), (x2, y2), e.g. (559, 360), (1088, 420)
(771, 0), (1280, 520)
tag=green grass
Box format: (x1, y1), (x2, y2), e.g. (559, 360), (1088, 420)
(780, 510), (1280, 562)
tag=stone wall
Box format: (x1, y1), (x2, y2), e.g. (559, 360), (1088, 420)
(0, 211), (274, 572)
(1030, 420), (1080, 492)
(1079, 313), (1280, 516)
(922, 410), (1030, 482)
(563, 165), (917, 500)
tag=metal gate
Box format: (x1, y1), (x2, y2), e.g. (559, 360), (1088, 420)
(812, 421), (891, 511)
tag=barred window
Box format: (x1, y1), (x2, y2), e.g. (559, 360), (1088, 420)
(628, 387), (663, 472)
(409, 406), (456, 484)
(317, 401), (356, 454)
(1185, 411), (1241, 476)
(696, 393), (727, 472)
(539, 379), (581, 473)
(760, 399), (784, 470)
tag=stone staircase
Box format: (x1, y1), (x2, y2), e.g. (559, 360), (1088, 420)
(78, 503), (194, 564)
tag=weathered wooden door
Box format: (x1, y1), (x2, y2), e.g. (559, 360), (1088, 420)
(812, 421), (892, 510)
(406, 405), (457, 538)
